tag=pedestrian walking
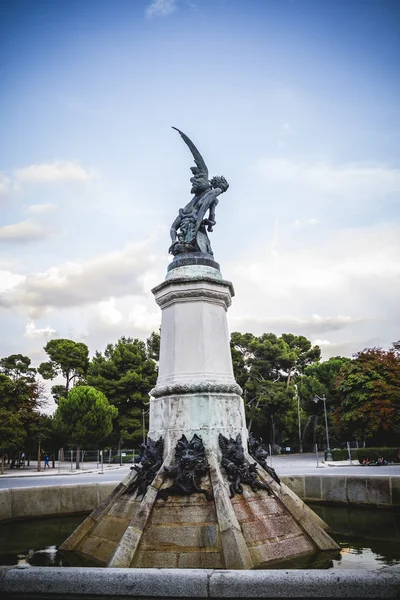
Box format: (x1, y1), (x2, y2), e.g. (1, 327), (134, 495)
(44, 454), (50, 469)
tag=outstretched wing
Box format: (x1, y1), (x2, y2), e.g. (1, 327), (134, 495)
(172, 126), (208, 179)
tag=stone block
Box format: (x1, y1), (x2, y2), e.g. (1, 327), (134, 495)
(249, 534), (314, 567)
(80, 535), (117, 564)
(304, 476), (321, 500)
(108, 495), (140, 520)
(98, 482), (118, 502)
(108, 525), (144, 567)
(346, 476), (367, 504)
(367, 476), (391, 505)
(321, 476), (347, 503)
(178, 551), (224, 569)
(134, 550), (179, 568)
(10, 486), (59, 519)
(60, 516), (96, 551)
(150, 503), (217, 525)
(392, 476), (400, 506)
(241, 514), (301, 544)
(282, 475), (304, 499)
(0, 489), (10, 521)
(220, 526), (254, 569)
(91, 515), (130, 543)
(142, 524), (218, 549)
(59, 484), (98, 515)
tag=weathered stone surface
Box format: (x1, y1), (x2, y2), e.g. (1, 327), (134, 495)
(178, 551), (224, 569)
(108, 495), (140, 520)
(59, 484), (98, 514)
(249, 534), (314, 566)
(0, 489), (10, 521)
(367, 475), (391, 505)
(321, 476), (347, 503)
(392, 476), (400, 506)
(98, 482), (118, 502)
(10, 486), (59, 519)
(91, 515), (130, 543)
(61, 516), (97, 552)
(304, 476), (322, 500)
(346, 476), (368, 504)
(282, 475), (304, 498)
(241, 514), (301, 543)
(142, 524), (218, 549)
(150, 503), (217, 525)
(109, 525), (143, 568)
(80, 535), (117, 564)
(134, 550), (179, 568)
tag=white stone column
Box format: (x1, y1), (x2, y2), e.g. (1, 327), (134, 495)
(149, 264), (247, 457)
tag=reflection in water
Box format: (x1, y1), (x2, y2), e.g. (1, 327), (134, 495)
(0, 505), (399, 569)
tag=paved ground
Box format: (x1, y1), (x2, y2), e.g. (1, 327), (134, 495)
(0, 454), (399, 489)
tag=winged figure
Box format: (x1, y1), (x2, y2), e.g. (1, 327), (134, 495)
(169, 127), (229, 257)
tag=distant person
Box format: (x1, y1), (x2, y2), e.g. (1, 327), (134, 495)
(377, 455), (388, 466)
(20, 452), (25, 468)
(362, 456), (370, 465)
(44, 454), (50, 469)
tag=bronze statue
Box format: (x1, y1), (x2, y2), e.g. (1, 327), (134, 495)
(169, 127), (229, 257)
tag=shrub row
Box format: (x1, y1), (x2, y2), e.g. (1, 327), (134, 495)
(356, 447), (400, 464)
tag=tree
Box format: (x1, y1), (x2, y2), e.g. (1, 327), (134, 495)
(38, 339), (89, 401)
(0, 354), (36, 382)
(86, 336), (157, 448)
(333, 345), (400, 446)
(54, 386), (118, 469)
(297, 356), (351, 447)
(230, 332), (320, 450)
(0, 356), (46, 469)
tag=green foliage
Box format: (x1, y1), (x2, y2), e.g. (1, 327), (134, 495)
(355, 447), (400, 464)
(0, 408), (26, 452)
(86, 336), (157, 444)
(231, 331), (320, 448)
(0, 354), (36, 382)
(54, 386), (118, 447)
(38, 339), (89, 399)
(333, 345), (400, 445)
(330, 448), (358, 461)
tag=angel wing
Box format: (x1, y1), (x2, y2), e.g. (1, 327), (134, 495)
(172, 126), (209, 180)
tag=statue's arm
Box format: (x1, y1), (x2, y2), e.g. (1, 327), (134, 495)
(170, 215), (181, 243)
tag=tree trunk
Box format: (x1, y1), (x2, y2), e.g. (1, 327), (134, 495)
(76, 446), (80, 470)
(1, 454), (4, 474)
(37, 441), (41, 472)
(52, 452), (55, 468)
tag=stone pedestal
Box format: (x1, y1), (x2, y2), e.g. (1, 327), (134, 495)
(61, 256), (339, 569)
(149, 263), (246, 456)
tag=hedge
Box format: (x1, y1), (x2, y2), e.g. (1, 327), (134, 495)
(356, 447), (400, 464)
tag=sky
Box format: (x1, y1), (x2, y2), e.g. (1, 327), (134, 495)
(0, 0), (399, 397)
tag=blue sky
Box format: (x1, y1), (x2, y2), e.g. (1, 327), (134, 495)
(0, 0), (399, 394)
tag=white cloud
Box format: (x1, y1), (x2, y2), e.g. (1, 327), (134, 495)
(231, 314), (365, 336)
(128, 302), (161, 332)
(146, 0), (177, 18)
(0, 220), (48, 243)
(0, 242), (156, 317)
(255, 159), (400, 198)
(0, 270), (26, 292)
(14, 161), (91, 183)
(96, 297), (123, 325)
(28, 203), (56, 214)
(25, 321), (57, 340)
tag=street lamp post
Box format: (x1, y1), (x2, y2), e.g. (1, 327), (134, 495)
(313, 394), (332, 461)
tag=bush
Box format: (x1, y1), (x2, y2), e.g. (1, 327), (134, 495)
(356, 447), (399, 464)
(329, 449), (358, 461)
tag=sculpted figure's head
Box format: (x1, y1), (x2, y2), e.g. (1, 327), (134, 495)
(210, 175), (229, 193)
(190, 172), (210, 195)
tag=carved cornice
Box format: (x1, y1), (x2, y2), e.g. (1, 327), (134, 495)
(150, 381), (243, 398)
(154, 286), (232, 309)
(152, 276), (235, 298)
